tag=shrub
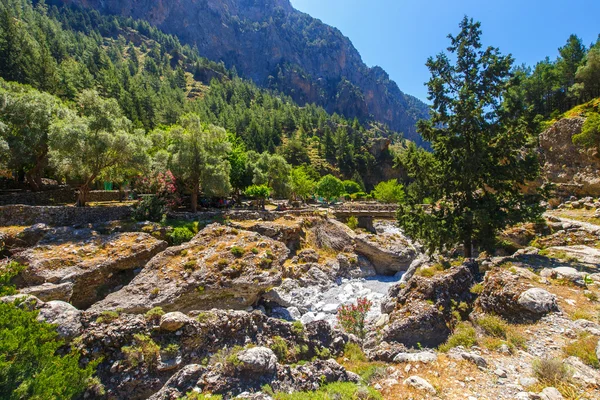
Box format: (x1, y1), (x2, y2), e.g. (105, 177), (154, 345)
(346, 216), (359, 230)
(532, 358), (572, 386)
(132, 196), (166, 222)
(182, 392), (223, 400)
(122, 334), (160, 369)
(342, 342), (367, 362)
(439, 321), (477, 352)
(270, 336), (289, 362)
(336, 297), (372, 338)
(230, 246), (245, 257)
(563, 333), (600, 368)
(476, 315), (508, 338)
(170, 227), (195, 245)
(96, 310), (120, 324)
(291, 321), (304, 337)
(161, 343), (180, 358)
(470, 283), (484, 295)
(0, 301), (96, 398)
(217, 259), (229, 268)
(372, 179), (405, 204)
(251, 247), (259, 254)
(145, 307), (165, 323)
(273, 382), (381, 400)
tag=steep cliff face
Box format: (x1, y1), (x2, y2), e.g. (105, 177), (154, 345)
(57, 0), (429, 145)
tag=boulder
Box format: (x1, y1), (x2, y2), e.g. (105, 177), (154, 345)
(229, 217), (304, 251)
(540, 266), (586, 285)
(236, 347), (278, 374)
(403, 376), (436, 394)
(310, 219), (355, 251)
(147, 364), (206, 400)
(475, 268), (559, 322)
(37, 300), (83, 339)
(354, 230), (418, 274)
(159, 312), (191, 332)
(393, 351), (437, 364)
(90, 225), (287, 314)
(19, 281), (74, 302)
(13, 228), (168, 308)
(539, 387), (564, 400)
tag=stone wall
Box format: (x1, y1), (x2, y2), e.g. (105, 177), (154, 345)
(87, 190), (127, 202)
(0, 187), (76, 206)
(0, 205), (132, 227)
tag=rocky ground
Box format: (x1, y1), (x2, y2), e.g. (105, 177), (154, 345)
(2, 203), (600, 400)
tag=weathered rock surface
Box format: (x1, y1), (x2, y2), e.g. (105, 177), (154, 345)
(354, 230), (418, 274)
(369, 262), (478, 349)
(403, 375), (436, 394)
(230, 217), (304, 250)
(159, 312), (192, 332)
(37, 300), (83, 339)
(91, 224), (287, 314)
(475, 268), (558, 321)
(12, 228), (167, 308)
(539, 117), (600, 196)
(236, 347), (278, 374)
(19, 281), (73, 302)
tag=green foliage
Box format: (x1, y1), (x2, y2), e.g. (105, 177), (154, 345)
(342, 343), (367, 362)
(273, 382), (382, 400)
(573, 112), (600, 151)
(122, 334), (160, 369)
(270, 336), (290, 362)
(336, 297), (372, 339)
(469, 283), (484, 295)
(230, 246), (245, 257)
(170, 227), (195, 245)
(289, 166), (316, 201)
(563, 333), (600, 368)
(245, 184), (271, 209)
(346, 216), (359, 230)
(475, 315), (508, 338)
(249, 152), (291, 198)
(316, 174), (344, 201)
(372, 179), (405, 204)
(342, 180), (362, 195)
(181, 393), (223, 400)
(0, 261), (25, 296)
(145, 307), (165, 323)
(399, 17), (542, 257)
(291, 321), (305, 337)
(96, 310), (121, 324)
(132, 196), (167, 222)
(0, 301), (96, 399)
(439, 321), (478, 352)
(532, 358), (572, 386)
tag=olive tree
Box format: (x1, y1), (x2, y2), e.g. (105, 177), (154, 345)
(49, 90), (150, 206)
(168, 113), (232, 212)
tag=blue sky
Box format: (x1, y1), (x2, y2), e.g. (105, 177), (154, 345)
(290, 0), (600, 103)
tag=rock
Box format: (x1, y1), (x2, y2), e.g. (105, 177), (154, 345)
(448, 349), (488, 368)
(546, 245), (600, 265)
(236, 347), (278, 374)
(310, 219), (355, 252)
(519, 377), (538, 387)
(229, 217), (304, 251)
(518, 288), (558, 315)
(393, 351), (437, 364)
(90, 225), (287, 314)
(19, 281), (74, 302)
(573, 319), (600, 336)
(539, 117), (600, 197)
(148, 364), (206, 400)
(539, 387), (564, 400)
(159, 312), (191, 332)
(374, 262), (477, 348)
(597, 339), (600, 362)
(493, 368), (507, 378)
(540, 266), (586, 285)
(13, 228), (167, 308)
(476, 269), (558, 322)
(0, 294), (43, 310)
(37, 300), (83, 339)
(354, 230), (418, 274)
(515, 393), (531, 400)
(403, 375), (436, 394)
(564, 356), (598, 387)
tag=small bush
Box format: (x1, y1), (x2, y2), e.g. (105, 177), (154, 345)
(270, 336), (289, 362)
(470, 283), (484, 295)
(291, 321), (304, 337)
(532, 358), (572, 386)
(145, 307), (165, 323)
(347, 216), (359, 230)
(231, 246), (245, 257)
(563, 333), (600, 368)
(122, 334), (160, 369)
(476, 314), (508, 338)
(336, 297), (372, 338)
(182, 392), (223, 400)
(439, 321), (477, 352)
(217, 259), (229, 268)
(273, 382), (382, 400)
(96, 310), (120, 324)
(161, 343), (180, 358)
(507, 330), (528, 350)
(251, 247), (259, 254)
(150, 287), (160, 297)
(132, 196), (166, 222)
(170, 227), (195, 245)
(342, 342), (367, 362)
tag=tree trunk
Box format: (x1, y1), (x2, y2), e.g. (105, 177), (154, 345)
(191, 181), (199, 213)
(76, 184), (89, 207)
(25, 170), (40, 192)
(463, 238), (473, 259)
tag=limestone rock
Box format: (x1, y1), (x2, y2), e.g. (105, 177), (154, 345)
(403, 375), (436, 394)
(19, 281), (73, 302)
(91, 225), (287, 314)
(518, 288), (558, 315)
(37, 300), (83, 339)
(393, 351), (437, 364)
(159, 312), (191, 332)
(13, 228), (167, 308)
(539, 387), (564, 400)
(236, 347), (278, 374)
(148, 364), (205, 400)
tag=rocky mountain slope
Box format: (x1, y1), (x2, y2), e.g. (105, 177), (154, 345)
(56, 0), (429, 145)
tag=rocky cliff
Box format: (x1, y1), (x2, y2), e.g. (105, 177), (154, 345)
(56, 0), (429, 145)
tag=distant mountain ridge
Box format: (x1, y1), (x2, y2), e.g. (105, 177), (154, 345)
(58, 0), (429, 145)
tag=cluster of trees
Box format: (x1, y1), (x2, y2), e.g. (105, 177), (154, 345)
(518, 33), (600, 118)
(0, 0), (397, 196)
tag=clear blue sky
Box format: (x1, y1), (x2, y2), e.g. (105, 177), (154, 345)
(290, 0), (600, 103)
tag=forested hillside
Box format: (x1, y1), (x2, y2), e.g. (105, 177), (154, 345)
(0, 0), (406, 201)
(53, 0), (430, 145)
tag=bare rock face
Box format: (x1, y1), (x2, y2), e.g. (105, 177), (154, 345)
(539, 117), (600, 196)
(369, 262), (478, 350)
(12, 228), (168, 308)
(90, 224), (287, 314)
(229, 217), (305, 251)
(354, 231), (418, 275)
(475, 268), (559, 322)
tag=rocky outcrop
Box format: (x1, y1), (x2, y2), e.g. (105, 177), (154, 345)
(229, 217), (305, 251)
(475, 268), (559, 321)
(369, 262), (478, 350)
(76, 309), (351, 399)
(57, 0), (429, 145)
(354, 230), (418, 275)
(12, 228), (168, 308)
(539, 117), (600, 196)
(90, 224), (287, 314)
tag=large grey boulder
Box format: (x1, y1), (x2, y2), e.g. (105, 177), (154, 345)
(517, 288), (558, 315)
(37, 300), (83, 339)
(19, 282), (74, 302)
(403, 376), (436, 394)
(159, 312), (192, 332)
(236, 347), (278, 374)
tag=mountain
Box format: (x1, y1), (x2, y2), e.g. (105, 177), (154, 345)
(57, 0), (429, 145)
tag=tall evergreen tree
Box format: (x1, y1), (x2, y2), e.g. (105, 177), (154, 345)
(398, 17), (542, 258)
